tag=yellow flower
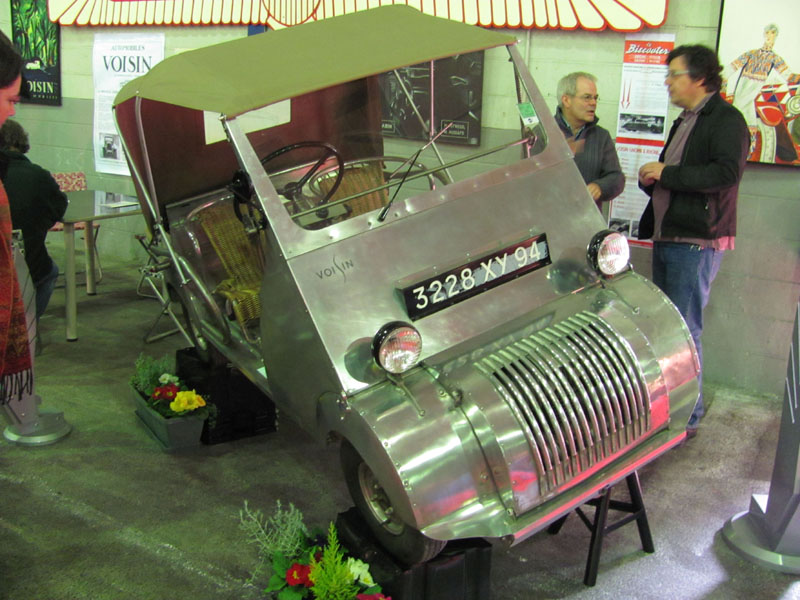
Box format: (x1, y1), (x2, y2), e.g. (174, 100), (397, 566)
(170, 390), (206, 413)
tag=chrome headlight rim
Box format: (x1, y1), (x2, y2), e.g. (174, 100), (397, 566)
(588, 229), (631, 277)
(372, 321), (423, 375)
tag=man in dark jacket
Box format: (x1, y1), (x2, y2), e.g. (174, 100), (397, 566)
(555, 71), (624, 212)
(0, 119), (68, 318)
(638, 45), (749, 437)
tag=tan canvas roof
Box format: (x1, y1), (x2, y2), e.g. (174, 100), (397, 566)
(114, 5), (516, 117)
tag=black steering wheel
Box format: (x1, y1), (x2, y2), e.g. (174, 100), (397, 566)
(260, 141), (345, 207)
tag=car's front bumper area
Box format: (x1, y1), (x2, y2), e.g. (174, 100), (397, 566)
(324, 272), (699, 543)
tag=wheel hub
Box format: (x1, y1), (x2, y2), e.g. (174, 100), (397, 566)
(357, 462), (404, 535)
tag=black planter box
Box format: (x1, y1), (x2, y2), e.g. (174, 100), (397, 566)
(335, 507), (492, 600)
(175, 347), (277, 444)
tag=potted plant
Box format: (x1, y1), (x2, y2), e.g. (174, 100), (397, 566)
(130, 352), (215, 451)
(240, 500), (391, 600)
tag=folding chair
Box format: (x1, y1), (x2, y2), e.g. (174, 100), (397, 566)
(135, 233), (193, 344)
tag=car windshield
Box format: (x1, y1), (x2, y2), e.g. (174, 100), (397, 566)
(233, 46), (547, 232)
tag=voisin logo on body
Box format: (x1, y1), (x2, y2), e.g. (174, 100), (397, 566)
(316, 256), (354, 282)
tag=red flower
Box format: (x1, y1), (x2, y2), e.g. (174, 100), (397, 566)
(285, 563), (312, 587)
(151, 383), (180, 402)
(356, 595), (391, 600)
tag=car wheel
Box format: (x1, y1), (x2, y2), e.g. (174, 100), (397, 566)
(340, 440), (446, 566)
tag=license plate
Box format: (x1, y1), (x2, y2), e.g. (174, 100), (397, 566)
(401, 233), (551, 320)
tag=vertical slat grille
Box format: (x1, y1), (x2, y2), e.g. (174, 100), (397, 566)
(477, 311), (650, 496)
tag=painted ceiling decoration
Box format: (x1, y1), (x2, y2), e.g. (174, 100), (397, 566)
(47, 0), (668, 31)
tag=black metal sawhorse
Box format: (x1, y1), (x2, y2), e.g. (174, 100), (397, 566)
(547, 471), (654, 586)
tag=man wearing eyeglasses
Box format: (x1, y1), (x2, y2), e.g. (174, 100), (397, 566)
(555, 72), (624, 212)
(637, 45), (749, 438)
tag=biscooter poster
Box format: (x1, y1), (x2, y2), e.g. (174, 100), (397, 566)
(609, 33), (675, 247)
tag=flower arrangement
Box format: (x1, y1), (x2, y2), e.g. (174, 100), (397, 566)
(131, 353), (214, 421)
(240, 500), (390, 600)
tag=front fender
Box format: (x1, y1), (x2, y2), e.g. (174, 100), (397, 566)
(319, 368), (499, 541)
(319, 272), (699, 545)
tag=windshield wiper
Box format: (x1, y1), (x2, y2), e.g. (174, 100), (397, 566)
(377, 123), (453, 222)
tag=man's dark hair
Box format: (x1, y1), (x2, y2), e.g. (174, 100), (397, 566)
(667, 44), (723, 93)
(0, 119), (29, 153)
(0, 30), (22, 90)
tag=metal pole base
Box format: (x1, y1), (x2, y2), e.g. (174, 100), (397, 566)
(3, 409), (72, 446)
(722, 503), (800, 575)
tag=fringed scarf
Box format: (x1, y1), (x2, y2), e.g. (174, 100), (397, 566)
(0, 181), (33, 405)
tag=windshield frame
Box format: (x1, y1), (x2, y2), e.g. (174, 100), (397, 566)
(223, 43), (570, 261)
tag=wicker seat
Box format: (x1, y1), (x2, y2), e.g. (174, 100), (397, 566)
(193, 200), (263, 339)
(315, 160), (388, 219)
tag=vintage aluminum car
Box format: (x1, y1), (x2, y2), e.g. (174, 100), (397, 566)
(114, 6), (699, 565)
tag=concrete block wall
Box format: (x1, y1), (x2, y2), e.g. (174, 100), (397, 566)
(655, 0), (799, 397)
(1, 0), (798, 396)
(0, 23), (245, 262)
(518, 0), (799, 398)
(705, 166), (800, 396)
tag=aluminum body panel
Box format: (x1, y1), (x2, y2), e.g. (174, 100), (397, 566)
(114, 8), (702, 551)
(320, 271), (698, 542)
(259, 156), (602, 398)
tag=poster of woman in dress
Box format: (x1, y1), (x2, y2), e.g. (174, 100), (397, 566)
(718, 0), (800, 165)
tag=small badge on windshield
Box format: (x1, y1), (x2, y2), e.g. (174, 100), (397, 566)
(517, 102), (539, 127)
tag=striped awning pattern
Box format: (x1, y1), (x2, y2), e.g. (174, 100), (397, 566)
(47, 0), (668, 31)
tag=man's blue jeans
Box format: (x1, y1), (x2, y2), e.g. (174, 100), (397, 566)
(652, 242), (724, 428)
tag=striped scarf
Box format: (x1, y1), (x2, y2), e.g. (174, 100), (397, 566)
(0, 181), (33, 404)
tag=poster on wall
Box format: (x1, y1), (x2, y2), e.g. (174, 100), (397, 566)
(609, 33), (675, 247)
(718, 0), (800, 165)
(10, 0), (61, 105)
(380, 51), (484, 146)
(92, 33), (164, 176)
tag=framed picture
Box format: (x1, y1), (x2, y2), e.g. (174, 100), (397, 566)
(380, 51), (484, 146)
(717, 0), (800, 165)
(10, 0), (62, 106)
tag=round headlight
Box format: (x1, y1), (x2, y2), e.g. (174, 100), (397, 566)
(372, 322), (422, 374)
(588, 230), (630, 276)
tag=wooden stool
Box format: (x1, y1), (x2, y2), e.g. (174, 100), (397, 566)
(547, 471), (654, 586)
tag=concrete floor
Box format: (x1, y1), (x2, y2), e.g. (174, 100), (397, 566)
(1, 257), (799, 600)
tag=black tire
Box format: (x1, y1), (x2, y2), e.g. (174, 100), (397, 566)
(340, 440), (446, 566)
